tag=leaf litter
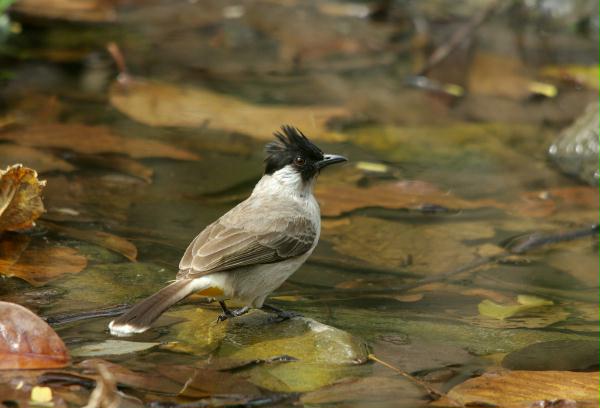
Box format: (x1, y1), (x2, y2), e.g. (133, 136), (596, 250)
(0, 164), (46, 232)
(0, 301), (69, 369)
(0, 234), (88, 286)
(108, 78), (348, 142)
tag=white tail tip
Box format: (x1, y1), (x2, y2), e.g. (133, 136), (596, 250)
(108, 320), (149, 337)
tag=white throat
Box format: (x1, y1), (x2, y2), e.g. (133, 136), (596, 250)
(254, 165), (316, 199)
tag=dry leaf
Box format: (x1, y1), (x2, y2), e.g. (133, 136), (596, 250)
(441, 370), (599, 407)
(0, 301), (69, 369)
(10, 0), (117, 23)
(0, 123), (200, 161)
(540, 64), (599, 90)
(0, 234), (88, 286)
(43, 221), (137, 261)
(109, 79), (347, 141)
(0, 164), (46, 232)
(0, 145), (75, 174)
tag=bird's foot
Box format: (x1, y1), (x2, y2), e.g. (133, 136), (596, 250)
(261, 304), (302, 322)
(216, 301), (249, 323)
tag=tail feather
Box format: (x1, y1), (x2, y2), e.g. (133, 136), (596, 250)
(109, 279), (203, 336)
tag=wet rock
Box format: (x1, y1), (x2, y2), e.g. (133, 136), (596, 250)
(549, 102), (599, 185)
(163, 307), (368, 392)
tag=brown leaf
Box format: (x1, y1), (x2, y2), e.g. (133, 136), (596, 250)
(0, 301), (69, 369)
(43, 221), (137, 261)
(109, 79), (347, 141)
(0, 123), (200, 161)
(10, 0), (117, 23)
(0, 164), (46, 232)
(316, 180), (500, 217)
(440, 370), (599, 407)
(0, 145), (75, 174)
(301, 376), (424, 405)
(322, 216), (494, 274)
(77, 359), (181, 395)
(0, 234), (88, 286)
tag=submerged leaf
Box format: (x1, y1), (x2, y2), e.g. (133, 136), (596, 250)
(0, 164), (46, 232)
(316, 179), (499, 216)
(0, 301), (69, 369)
(478, 296), (553, 320)
(0, 145), (75, 174)
(0, 234), (88, 286)
(70, 340), (159, 357)
(0, 123), (200, 161)
(540, 64), (599, 90)
(43, 221), (138, 261)
(109, 79), (347, 141)
(442, 370), (599, 407)
(502, 340), (599, 371)
(322, 216), (494, 274)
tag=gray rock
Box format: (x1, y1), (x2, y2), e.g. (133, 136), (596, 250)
(549, 102), (599, 185)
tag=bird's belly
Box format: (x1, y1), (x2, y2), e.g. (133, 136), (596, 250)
(191, 255), (309, 307)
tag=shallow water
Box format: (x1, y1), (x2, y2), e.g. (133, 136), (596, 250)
(0, 0), (598, 406)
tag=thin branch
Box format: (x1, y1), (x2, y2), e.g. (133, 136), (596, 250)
(368, 354), (443, 400)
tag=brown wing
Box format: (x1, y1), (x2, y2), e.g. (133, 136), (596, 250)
(177, 216), (316, 279)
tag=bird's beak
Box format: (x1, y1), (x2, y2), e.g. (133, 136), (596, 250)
(317, 154), (348, 170)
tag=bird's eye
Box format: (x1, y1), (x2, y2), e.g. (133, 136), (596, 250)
(294, 156), (306, 166)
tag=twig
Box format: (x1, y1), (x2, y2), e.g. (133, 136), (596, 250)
(417, 0), (501, 76)
(106, 42), (132, 86)
(506, 224), (599, 254)
(368, 354), (442, 400)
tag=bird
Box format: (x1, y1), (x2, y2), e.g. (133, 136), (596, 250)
(109, 125), (347, 336)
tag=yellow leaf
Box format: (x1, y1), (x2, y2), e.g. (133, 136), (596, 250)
(478, 296), (553, 320)
(440, 370), (599, 407)
(30, 386), (52, 404)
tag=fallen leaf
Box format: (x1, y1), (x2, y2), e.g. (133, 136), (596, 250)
(0, 145), (75, 173)
(441, 370), (599, 407)
(81, 361), (145, 408)
(316, 179), (499, 216)
(30, 386), (53, 404)
(322, 216), (494, 274)
(0, 123), (200, 161)
(109, 79), (347, 142)
(70, 154), (154, 183)
(502, 340), (599, 371)
(0, 164), (46, 232)
(70, 340), (159, 357)
(0, 234), (88, 286)
(301, 376), (424, 405)
(42, 174), (140, 223)
(478, 295), (553, 320)
(540, 64), (599, 90)
(43, 221), (137, 261)
(0, 301), (69, 369)
(76, 359), (181, 394)
(9, 0), (117, 23)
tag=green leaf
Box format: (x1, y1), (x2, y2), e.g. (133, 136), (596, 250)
(478, 295), (553, 320)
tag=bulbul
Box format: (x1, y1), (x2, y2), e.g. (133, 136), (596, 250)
(109, 125), (347, 336)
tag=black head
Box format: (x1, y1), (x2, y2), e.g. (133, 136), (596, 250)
(264, 126), (347, 181)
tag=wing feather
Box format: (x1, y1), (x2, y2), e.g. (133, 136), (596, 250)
(178, 216), (316, 278)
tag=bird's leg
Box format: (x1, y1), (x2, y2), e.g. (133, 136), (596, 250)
(217, 301), (249, 322)
(261, 304), (302, 321)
